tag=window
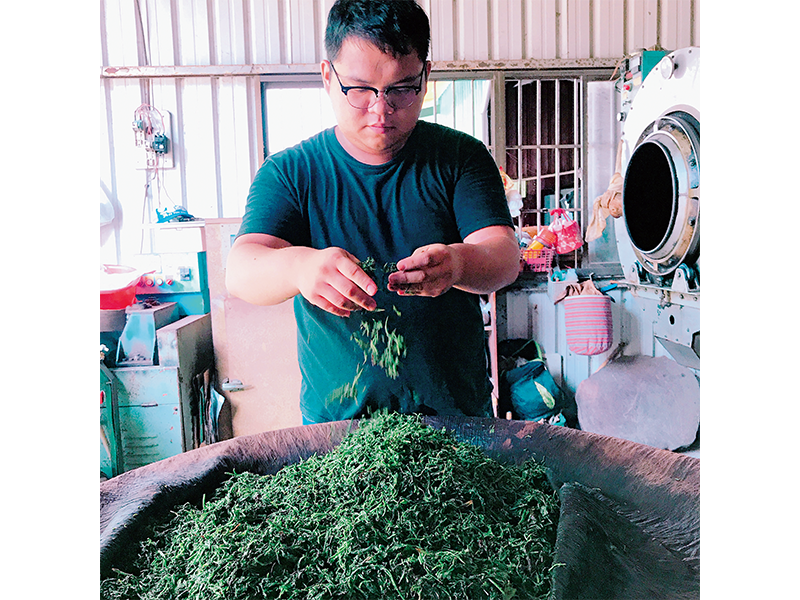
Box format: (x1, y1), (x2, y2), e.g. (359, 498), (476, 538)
(491, 72), (616, 270)
(503, 78), (582, 232)
(262, 82), (336, 156)
(420, 78), (493, 146)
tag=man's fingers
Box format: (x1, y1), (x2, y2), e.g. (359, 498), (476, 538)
(297, 249), (382, 317)
(395, 246), (437, 272)
(337, 257), (379, 297)
(312, 296), (353, 318)
(387, 244), (459, 298)
(311, 256), (377, 313)
(388, 268), (426, 287)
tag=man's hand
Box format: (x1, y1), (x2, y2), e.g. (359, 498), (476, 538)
(386, 225), (519, 298)
(226, 233), (377, 317)
(295, 247), (378, 317)
(386, 244), (460, 297)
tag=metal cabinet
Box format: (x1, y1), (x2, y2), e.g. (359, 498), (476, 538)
(101, 312), (213, 476)
(100, 364), (123, 480)
(112, 367), (185, 470)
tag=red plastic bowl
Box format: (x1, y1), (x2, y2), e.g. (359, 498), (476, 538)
(100, 284), (138, 309)
(100, 265), (143, 310)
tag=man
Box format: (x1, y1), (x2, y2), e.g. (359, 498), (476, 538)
(226, 0), (520, 424)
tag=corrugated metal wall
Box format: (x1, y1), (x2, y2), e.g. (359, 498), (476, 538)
(425, 0), (698, 62)
(100, 0), (699, 264)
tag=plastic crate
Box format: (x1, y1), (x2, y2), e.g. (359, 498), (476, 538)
(521, 247), (555, 273)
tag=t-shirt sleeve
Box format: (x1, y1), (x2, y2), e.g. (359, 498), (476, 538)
(236, 155), (311, 247)
(451, 140), (514, 239)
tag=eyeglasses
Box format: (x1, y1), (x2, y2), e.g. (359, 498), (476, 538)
(329, 61), (426, 110)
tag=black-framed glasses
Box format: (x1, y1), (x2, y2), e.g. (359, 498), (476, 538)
(329, 61), (426, 110)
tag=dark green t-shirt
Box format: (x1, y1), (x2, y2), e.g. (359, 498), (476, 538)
(238, 120), (513, 423)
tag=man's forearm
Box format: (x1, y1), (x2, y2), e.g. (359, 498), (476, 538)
(451, 234), (521, 294)
(226, 241), (307, 306)
(226, 237), (379, 316)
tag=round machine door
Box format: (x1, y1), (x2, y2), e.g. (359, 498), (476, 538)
(616, 46), (700, 287)
(623, 110), (699, 277)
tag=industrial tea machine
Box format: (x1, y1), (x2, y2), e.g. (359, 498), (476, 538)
(616, 47), (700, 370)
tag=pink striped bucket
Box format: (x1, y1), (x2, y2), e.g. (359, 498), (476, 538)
(563, 295), (613, 356)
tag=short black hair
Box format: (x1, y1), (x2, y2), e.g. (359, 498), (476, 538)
(324, 0), (430, 63)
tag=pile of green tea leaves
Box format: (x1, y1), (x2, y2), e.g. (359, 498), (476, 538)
(100, 413), (560, 599)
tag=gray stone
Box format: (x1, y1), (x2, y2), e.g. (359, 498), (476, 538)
(576, 355), (699, 450)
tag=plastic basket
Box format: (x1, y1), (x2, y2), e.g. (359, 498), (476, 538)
(521, 247), (555, 273)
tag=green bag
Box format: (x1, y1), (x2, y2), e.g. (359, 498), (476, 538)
(499, 339), (566, 422)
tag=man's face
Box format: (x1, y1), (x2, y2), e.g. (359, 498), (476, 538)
(322, 37), (430, 165)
